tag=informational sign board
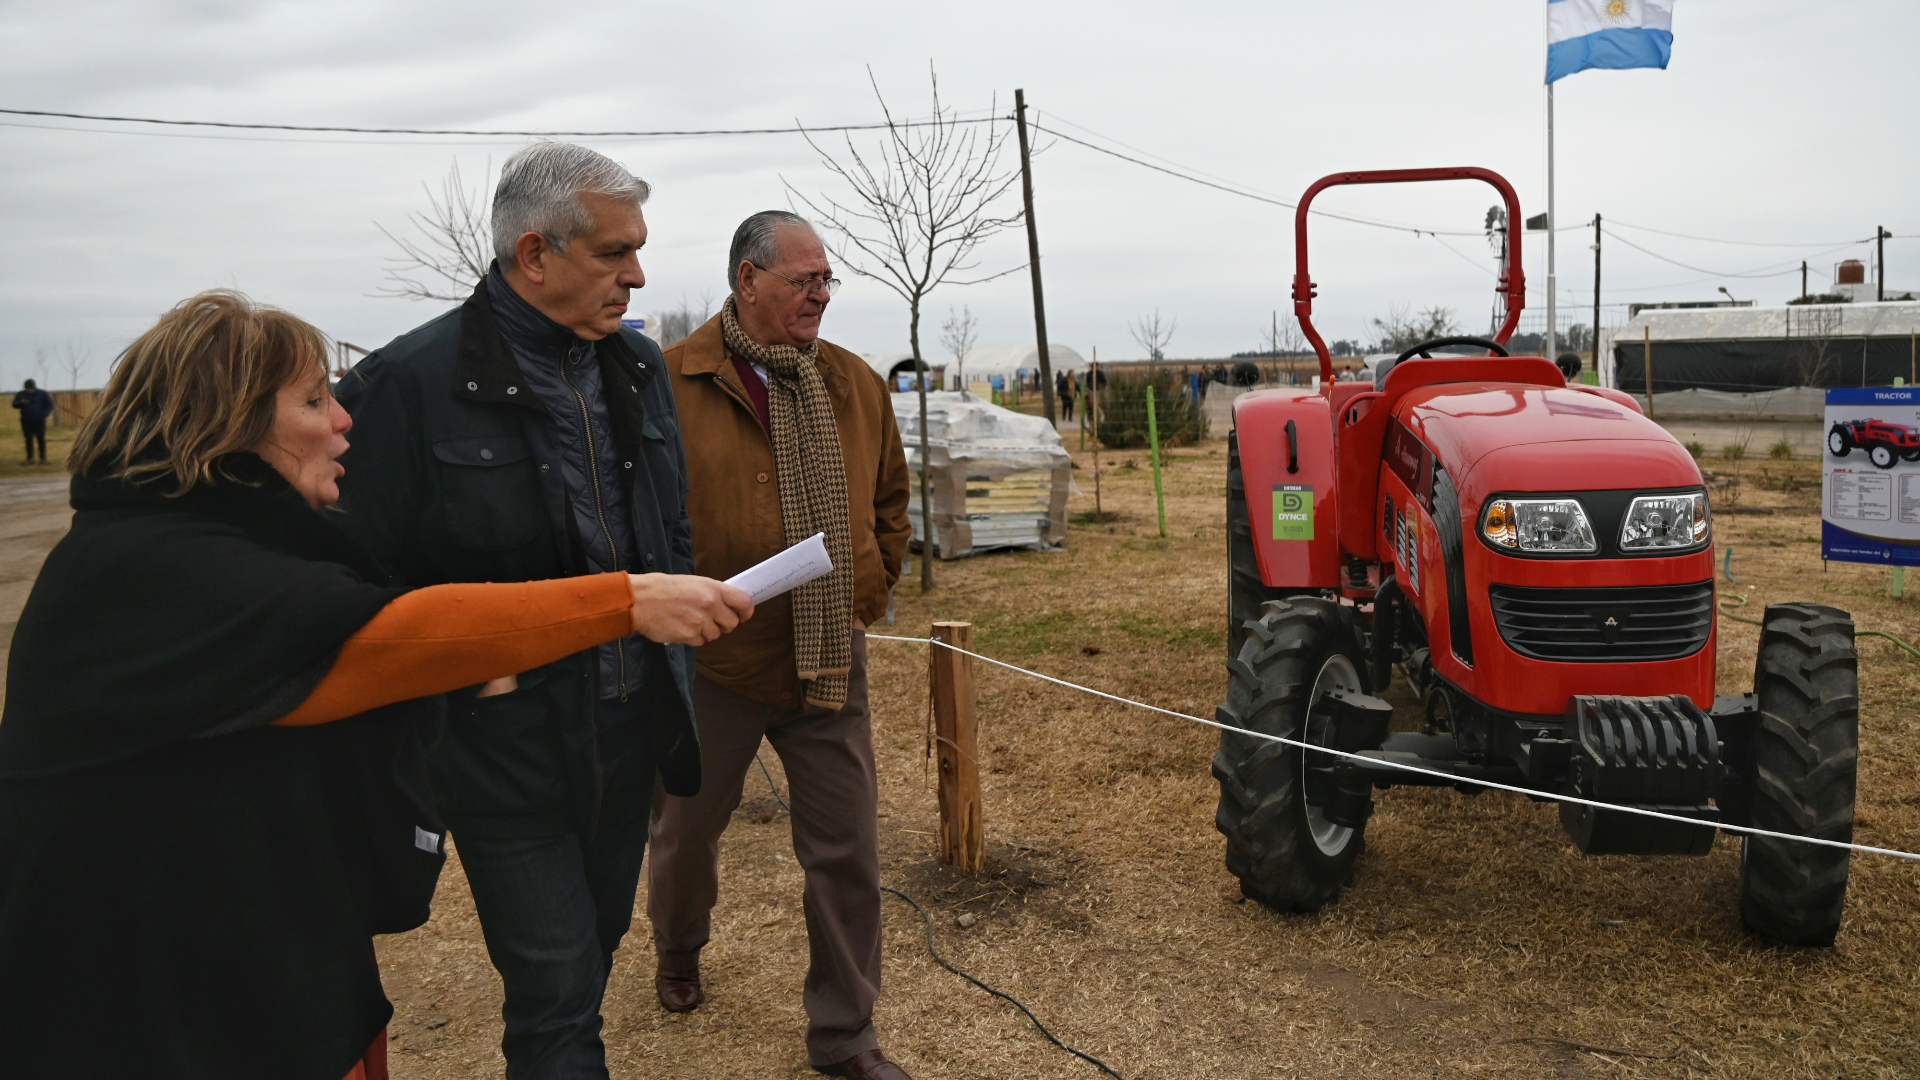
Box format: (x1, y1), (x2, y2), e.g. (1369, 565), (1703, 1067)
(1822, 386), (1920, 566)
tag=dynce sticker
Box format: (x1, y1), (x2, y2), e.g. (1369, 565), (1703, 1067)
(1273, 484), (1313, 541)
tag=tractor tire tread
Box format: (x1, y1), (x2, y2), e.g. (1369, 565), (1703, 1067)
(1212, 597), (1370, 913)
(1739, 604), (1858, 948)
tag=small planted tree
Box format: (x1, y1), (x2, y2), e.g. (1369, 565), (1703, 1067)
(790, 65), (1022, 592)
(1131, 309), (1176, 364)
(939, 305), (977, 389)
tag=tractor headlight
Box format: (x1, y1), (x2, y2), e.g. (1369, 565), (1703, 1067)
(1480, 498), (1597, 553)
(1619, 491), (1711, 551)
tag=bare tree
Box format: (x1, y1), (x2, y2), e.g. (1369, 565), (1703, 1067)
(1130, 308), (1176, 364)
(938, 304), (977, 388)
(657, 291), (718, 346)
(1371, 303), (1458, 353)
(789, 65), (1022, 594)
(56, 338), (91, 390)
(377, 158), (494, 302)
(1787, 304), (1844, 387)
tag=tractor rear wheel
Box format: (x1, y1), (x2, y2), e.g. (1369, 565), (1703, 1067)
(1738, 603), (1858, 947)
(1827, 425), (1851, 457)
(1226, 429), (1308, 662)
(1213, 597), (1371, 911)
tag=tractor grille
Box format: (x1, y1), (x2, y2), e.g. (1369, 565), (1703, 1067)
(1487, 581), (1714, 663)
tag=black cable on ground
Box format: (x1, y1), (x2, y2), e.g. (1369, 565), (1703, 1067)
(756, 757), (1122, 1077)
(754, 749), (791, 812)
(879, 886), (1126, 1080)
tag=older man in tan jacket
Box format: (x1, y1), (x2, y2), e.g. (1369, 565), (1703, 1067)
(650, 210), (913, 1080)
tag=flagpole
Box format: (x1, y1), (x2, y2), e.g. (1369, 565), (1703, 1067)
(1545, 80), (1557, 362)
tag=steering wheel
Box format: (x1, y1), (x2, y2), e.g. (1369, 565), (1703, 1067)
(1394, 336), (1510, 363)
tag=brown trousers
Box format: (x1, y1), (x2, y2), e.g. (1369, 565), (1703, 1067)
(647, 630), (880, 1066)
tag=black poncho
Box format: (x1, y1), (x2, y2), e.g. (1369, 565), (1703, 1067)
(0, 455), (445, 1080)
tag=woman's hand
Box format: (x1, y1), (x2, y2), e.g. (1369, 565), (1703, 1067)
(628, 574), (755, 645)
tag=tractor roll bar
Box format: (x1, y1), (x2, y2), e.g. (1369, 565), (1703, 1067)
(1292, 167), (1526, 383)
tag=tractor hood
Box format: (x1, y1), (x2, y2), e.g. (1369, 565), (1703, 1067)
(1399, 384), (1704, 499)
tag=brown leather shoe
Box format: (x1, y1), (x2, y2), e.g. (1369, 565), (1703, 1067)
(655, 964), (702, 1013)
(815, 1048), (912, 1080)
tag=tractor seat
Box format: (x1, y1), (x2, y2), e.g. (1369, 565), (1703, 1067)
(1334, 356), (1565, 563)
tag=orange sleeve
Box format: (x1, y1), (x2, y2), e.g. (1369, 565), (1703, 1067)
(274, 573), (633, 727)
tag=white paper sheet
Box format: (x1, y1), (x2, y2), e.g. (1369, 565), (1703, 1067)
(724, 532), (834, 604)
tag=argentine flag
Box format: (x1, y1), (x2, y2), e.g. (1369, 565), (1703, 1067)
(1547, 0), (1674, 83)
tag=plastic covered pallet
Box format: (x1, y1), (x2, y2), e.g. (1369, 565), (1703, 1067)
(892, 390), (1072, 559)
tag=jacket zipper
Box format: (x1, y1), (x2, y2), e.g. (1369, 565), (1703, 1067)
(560, 345), (629, 701)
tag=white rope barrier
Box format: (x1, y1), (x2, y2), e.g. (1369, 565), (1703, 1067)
(864, 633), (1920, 863)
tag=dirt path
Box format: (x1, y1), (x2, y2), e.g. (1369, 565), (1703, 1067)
(0, 474), (74, 703)
(4, 433), (1916, 1077)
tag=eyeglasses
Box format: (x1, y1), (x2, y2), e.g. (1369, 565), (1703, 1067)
(751, 262), (840, 297)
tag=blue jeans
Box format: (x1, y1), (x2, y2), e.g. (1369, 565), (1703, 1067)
(451, 703), (655, 1080)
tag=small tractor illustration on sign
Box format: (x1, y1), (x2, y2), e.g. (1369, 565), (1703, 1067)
(1217, 167), (1860, 946)
(1827, 418), (1920, 468)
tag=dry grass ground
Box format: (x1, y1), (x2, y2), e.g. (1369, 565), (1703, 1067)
(371, 432), (1920, 1079)
(0, 408), (74, 481)
(0, 414), (1913, 1077)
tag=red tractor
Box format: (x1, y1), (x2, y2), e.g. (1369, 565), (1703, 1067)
(1827, 418), (1920, 468)
(1217, 168), (1860, 946)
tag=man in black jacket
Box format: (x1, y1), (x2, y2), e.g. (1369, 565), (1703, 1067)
(13, 378), (54, 463)
(335, 142), (748, 1079)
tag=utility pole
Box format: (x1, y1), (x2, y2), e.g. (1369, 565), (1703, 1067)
(1801, 261), (1808, 301)
(1014, 89), (1057, 426)
(1879, 226), (1891, 302)
(1545, 82), (1558, 363)
(1591, 213), (1601, 384)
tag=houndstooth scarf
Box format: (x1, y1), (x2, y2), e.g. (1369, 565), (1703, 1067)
(722, 296), (856, 711)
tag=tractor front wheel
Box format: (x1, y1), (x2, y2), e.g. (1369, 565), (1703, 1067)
(1869, 444), (1897, 469)
(1738, 603), (1858, 947)
(1213, 598), (1371, 911)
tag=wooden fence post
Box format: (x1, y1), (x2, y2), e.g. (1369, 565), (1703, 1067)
(930, 621), (983, 872)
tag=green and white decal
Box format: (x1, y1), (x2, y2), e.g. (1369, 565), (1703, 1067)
(1272, 484), (1313, 541)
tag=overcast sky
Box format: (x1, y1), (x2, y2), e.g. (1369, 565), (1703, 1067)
(2, 0), (1914, 388)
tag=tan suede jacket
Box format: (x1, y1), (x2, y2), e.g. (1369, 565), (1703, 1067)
(665, 314), (912, 709)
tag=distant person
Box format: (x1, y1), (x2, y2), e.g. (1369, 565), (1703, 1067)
(651, 210), (913, 1080)
(12, 377), (53, 463)
(1056, 369), (1075, 421)
(331, 141), (747, 1078)
(0, 290), (748, 1080)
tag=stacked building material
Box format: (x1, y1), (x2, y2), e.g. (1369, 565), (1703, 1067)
(891, 391), (1071, 558)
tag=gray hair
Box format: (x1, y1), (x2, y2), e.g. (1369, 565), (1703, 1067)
(728, 210), (816, 293)
(491, 142), (651, 264)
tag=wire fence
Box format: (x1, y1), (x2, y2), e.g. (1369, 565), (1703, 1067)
(864, 633), (1920, 864)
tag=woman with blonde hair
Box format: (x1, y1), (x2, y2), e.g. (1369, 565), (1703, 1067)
(0, 291), (750, 1079)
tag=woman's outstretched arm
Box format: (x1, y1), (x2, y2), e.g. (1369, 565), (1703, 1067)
(273, 574), (633, 726)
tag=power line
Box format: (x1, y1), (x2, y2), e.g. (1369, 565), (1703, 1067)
(1027, 120), (1487, 237)
(1601, 228), (1864, 280)
(1607, 217), (1886, 249)
(0, 119), (538, 147)
(0, 105), (1000, 139)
